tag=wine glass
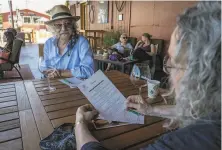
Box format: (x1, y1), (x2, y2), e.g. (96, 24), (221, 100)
(38, 57), (56, 92)
(130, 63), (151, 96)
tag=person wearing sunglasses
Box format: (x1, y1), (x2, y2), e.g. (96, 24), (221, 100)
(75, 1), (220, 150)
(41, 5), (94, 79)
(106, 33), (133, 71)
(110, 33), (133, 56)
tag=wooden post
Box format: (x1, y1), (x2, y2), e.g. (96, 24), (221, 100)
(8, 0), (14, 28)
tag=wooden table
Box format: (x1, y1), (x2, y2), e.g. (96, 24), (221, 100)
(0, 71), (166, 150)
(94, 55), (139, 74)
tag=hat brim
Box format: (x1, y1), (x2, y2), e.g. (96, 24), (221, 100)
(45, 16), (80, 25)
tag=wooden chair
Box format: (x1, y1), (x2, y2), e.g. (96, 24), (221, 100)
(151, 39), (164, 70)
(0, 39), (24, 80)
(38, 44), (44, 57)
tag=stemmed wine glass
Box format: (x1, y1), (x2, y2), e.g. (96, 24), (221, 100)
(130, 63), (151, 96)
(38, 57), (56, 92)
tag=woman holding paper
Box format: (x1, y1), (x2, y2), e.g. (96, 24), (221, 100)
(75, 1), (221, 150)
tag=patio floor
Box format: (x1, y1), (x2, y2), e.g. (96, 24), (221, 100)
(19, 43), (42, 79)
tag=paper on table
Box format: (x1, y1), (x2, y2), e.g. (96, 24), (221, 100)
(78, 70), (144, 124)
(59, 77), (83, 88)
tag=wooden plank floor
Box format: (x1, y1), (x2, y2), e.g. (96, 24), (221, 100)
(32, 70), (165, 149)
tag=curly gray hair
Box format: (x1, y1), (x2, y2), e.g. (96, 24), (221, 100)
(171, 1), (221, 127)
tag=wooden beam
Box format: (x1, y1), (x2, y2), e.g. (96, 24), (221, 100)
(19, 109), (41, 150)
(15, 82), (31, 111)
(24, 81), (53, 139)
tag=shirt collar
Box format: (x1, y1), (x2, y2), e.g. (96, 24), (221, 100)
(52, 36), (72, 48)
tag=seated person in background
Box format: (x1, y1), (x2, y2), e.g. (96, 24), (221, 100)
(106, 33), (133, 71)
(74, 1), (221, 150)
(132, 33), (156, 61)
(111, 33), (133, 56)
(0, 28), (17, 52)
(42, 5), (94, 79)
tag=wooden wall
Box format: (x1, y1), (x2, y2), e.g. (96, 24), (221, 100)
(71, 1), (196, 51)
(130, 1), (196, 41)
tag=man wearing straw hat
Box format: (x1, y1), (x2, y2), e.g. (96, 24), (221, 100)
(42, 5), (94, 79)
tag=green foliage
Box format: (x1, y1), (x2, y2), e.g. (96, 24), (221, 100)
(103, 30), (121, 48)
(0, 14), (2, 24)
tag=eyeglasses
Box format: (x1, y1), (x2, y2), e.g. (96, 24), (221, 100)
(122, 37), (128, 39)
(163, 55), (186, 74)
(53, 22), (72, 30)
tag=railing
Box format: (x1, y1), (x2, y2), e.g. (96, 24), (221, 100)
(80, 29), (105, 52)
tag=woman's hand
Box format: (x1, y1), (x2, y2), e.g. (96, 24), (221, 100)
(125, 95), (153, 115)
(76, 104), (98, 123)
(137, 40), (143, 43)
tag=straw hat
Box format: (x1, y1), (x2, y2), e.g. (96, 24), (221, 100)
(45, 5), (80, 24)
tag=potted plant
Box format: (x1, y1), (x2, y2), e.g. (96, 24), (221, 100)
(103, 30), (121, 48)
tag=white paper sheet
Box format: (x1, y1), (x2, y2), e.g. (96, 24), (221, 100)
(59, 77), (83, 88)
(78, 70), (144, 124)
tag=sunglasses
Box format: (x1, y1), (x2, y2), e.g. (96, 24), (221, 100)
(122, 37), (128, 39)
(53, 22), (72, 30)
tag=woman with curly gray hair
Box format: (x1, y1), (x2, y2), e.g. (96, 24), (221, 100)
(74, 1), (221, 150)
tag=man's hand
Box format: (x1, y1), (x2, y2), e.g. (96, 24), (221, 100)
(43, 69), (60, 78)
(76, 104), (98, 123)
(125, 95), (153, 115)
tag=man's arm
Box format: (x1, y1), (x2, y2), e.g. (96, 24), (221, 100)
(151, 105), (176, 118)
(71, 38), (94, 79)
(75, 105), (108, 150)
(75, 121), (99, 150)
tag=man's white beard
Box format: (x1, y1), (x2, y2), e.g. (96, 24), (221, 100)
(58, 34), (71, 42)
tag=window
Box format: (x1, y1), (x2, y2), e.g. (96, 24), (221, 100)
(8, 15), (17, 23)
(33, 17), (40, 24)
(23, 16), (31, 23)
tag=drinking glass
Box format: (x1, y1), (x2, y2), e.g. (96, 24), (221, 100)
(130, 63), (151, 96)
(38, 57), (56, 92)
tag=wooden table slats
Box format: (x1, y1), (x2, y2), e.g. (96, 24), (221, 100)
(0, 112), (19, 122)
(0, 96), (17, 103)
(0, 138), (23, 150)
(0, 128), (21, 143)
(45, 99), (89, 112)
(0, 84), (15, 90)
(42, 95), (86, 106)
(0, 88), (15, 93)
(101, 121), (165, 149)
(0, 70), (166, 150)
(0, 106), (18, 115)
(0, 101), (17, 109)
(0, 119), (20, 132)
(0, 92), (16, 98)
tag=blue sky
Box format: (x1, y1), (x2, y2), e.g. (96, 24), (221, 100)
(0, 0), (67, 14)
